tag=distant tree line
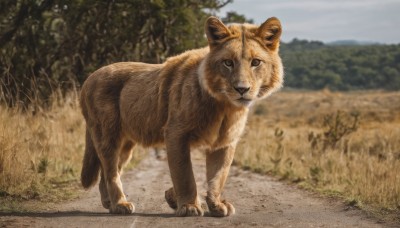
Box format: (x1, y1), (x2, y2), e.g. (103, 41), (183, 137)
(281, 39), (400, 90)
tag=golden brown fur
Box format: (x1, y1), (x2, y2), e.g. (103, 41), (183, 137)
(80, 16), (283, 216)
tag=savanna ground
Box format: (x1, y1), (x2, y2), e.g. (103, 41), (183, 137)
(0, 90), (399, 224)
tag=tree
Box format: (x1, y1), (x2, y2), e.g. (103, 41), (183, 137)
(0, 0), (232, 107)
(221, 11), (253, 24)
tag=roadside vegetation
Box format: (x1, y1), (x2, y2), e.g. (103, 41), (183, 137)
(0, 91), (146, 211)
(237, 90), (400, 222)
(0, 91), (85, 210)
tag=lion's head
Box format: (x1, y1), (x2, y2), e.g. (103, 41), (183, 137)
(199, 17), (283, 107)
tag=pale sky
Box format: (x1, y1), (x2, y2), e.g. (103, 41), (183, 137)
(218, 0), (400, 44)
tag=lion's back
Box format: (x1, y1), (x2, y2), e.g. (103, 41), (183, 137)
(80, 62), (162, 129)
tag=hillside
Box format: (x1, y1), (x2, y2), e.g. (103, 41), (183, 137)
(281, 39), (400, 90)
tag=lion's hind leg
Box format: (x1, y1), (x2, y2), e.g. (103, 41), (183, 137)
(165, 187), (177, 209)
(118, 140), (135, 174)
(98, 143), (135, 214)
(99, 170), (110, 209)
(98, 140), (134, 211)
(91, 127), (134, 214)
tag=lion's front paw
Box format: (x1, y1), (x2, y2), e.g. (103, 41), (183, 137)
(110, 202), (135, 214)
(176, 203), (204, 217)
(207, 200), (235, 217)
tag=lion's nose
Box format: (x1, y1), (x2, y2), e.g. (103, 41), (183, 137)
(234, 86), (250, 95)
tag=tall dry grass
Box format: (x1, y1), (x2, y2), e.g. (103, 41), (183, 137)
(0, 90), (146, 209)
(237, 90), (400, 217)
(0, 91), (85, 202)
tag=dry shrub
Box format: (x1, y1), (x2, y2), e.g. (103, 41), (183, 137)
(237, 90), (400, 216)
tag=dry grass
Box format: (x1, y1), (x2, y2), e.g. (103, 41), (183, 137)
(237, 90), (400, 219)
(0, 91), (145, 211)
(0, 93), (84, 210)
(0, 91), (85, 205)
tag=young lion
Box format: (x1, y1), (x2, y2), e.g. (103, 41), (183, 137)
(80, 16), (283, 217)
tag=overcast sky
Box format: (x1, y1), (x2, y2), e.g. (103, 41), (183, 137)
(218, 0), (400, 44)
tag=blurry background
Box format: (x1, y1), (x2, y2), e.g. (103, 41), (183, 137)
(0, 0), (399, 222)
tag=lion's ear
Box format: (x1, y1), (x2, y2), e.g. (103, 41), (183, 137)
(205, 16), (231, 45)
(256, 17), (282, 51)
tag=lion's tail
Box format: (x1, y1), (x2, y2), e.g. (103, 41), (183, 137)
(81, 128), (101, 189)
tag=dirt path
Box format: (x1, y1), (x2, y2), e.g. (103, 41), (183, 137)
(0, 152), (386, 227)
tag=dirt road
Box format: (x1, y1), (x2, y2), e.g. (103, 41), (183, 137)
(0, 152), (385, 227)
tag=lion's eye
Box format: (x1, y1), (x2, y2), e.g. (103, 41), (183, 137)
(223, 59), (234, 68)
(251, 59), (261, 67)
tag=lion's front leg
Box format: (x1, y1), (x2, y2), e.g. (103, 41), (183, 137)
(165, 132), (203, 217)
(206, 146), (235, 217)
